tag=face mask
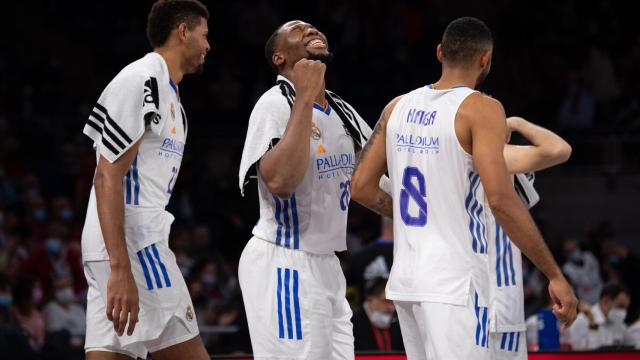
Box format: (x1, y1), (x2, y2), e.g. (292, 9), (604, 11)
(569, 249), (583, 263)
(0, 294), (12, 307)
(33, 207), (47, 222)
(201, 274), (217, 285)
(58, 208), (73, 222)
(32, 288), (43, 305)
(608, 308), (627, 324)
(55, 288), (75, 304)
(45, 238), (62, 255)
(369, 310), (393, 329)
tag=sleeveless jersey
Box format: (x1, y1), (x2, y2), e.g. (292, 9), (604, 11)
(241, 76), (372, 254)
(385, 85), (490, 306)
(81, 52), (187, 261)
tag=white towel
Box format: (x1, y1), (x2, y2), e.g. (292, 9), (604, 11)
(514, 172), (539, 209)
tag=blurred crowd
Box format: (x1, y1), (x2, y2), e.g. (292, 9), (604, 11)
(2, 0), (640, 358)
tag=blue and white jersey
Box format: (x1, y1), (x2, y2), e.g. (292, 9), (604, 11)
(81, 52), (186, 262)
(488, 173), (538, 333)
(238, 75), (372, 254)
(385, 85), (490, 306)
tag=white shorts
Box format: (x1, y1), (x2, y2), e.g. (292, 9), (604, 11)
(489, 331), (527, 360)
(238, 237), (354, 360)
(84, 241), (199, 359)
(394, 292), (490, 360)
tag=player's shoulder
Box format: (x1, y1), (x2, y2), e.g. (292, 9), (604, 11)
(463, 92), (505, 114)
(109, 53), (164, 87)
(254, 84), (291, 111)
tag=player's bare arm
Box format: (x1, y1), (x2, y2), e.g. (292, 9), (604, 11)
(94, 141), (141, 337)
(351, 96), (402, 218)
(259, 59), (326, 198)
(461, 94), (578, 328)
(504, 116), (572, 174)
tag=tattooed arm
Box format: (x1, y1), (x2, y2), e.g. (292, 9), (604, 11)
(350, 96), (402, 218)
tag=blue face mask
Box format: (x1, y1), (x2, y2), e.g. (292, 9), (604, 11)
(0, 294), (12, 307)
(58, 208), (73, 222)
(45, 238), (62, 255)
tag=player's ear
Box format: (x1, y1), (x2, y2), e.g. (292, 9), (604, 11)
(479, 49), (491, 70)
(436, 44), (443, 63)
(272, 51), (285, 68)
(177, 22), (189, 42)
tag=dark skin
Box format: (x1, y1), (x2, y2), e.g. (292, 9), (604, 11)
(258, 20), (330, 198)
(350, 42), (578, 329)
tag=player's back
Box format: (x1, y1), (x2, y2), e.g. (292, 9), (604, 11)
(385, 85), (490, 306)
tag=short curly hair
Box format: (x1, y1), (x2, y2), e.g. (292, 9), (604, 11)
(147, 0), (209, 48)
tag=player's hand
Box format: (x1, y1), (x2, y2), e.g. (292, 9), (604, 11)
(548, 276), (578, 330)
(106, 266), (139, 336)
(505, 116), (524, 142)
(291, 59), (326, 101)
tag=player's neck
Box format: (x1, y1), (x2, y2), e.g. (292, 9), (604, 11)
(435, 67), (478, 90)
(155, 48), (184, 85)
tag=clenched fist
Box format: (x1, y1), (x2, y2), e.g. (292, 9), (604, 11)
(291, 59), (326, 101)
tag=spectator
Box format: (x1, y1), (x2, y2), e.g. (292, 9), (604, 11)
(43, 274), (85, 349)
(11, 274), (45, 351)
(624, 308), (640, 349)
(0, 274), (37, 358)
(568, 283), (631, 350)
(349, 217), (394, 294)
(525, 284), (570, 351)
(352, 277), (403, 352)
(562, 238), (602, 304)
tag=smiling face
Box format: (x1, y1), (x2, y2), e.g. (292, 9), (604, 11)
(272, 20), (331, 73)
(183, 17), (210, 75)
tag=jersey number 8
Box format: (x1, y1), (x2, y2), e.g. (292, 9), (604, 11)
(400, 166), (427, 227)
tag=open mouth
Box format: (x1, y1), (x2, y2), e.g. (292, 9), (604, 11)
(305, 38), (327, 50)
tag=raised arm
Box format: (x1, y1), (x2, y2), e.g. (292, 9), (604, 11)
(504, 116), (572, 174)
(94, 141), (141, 336)
(462, 94), (578, 328)
(258, 59), (326, 198)
(350, 96), (402, 218)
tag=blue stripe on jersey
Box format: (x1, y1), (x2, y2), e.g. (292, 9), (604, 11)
(284, 268), (293, 339)
(474, 292), (481, 346)
(481, 307), (488, 347)
(501, 332), (507, 349)
(495, 223), (502, 287)
(283, 199), (291, 248)
(273, 195), (283, 246)
(293, 270), (302, 340)
(515, 332), (520, 352)
(276, 268), (284, 339)
(465, 173), (480, 252)
(291, 194), (300, 250)
(144, 246), (163, 289)
(136, 250), (153, 290)
(470, 175), (487, 253)
(151, 244), (171, 287)
(507, 238), (516, 285)
(502, 230), (511, 286)
(133, 155), (140, 205)
(125, 170), (132, 204)
(508, 331), (515, 351)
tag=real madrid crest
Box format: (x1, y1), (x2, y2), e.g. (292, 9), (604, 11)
(311, 122), (322, 140)
(170, 102), (176, 120)
(186, 305), (194, 322)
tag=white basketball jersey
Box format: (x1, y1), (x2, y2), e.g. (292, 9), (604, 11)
(81, 52), (186, 261)
(245, 76), (371, 254)
(385, 85), (490, 306)
(488, 173), (538, 333)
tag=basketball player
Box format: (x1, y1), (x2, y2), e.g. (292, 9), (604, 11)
(237, 21), (376, 359)
(81, 1), (210, 359)
(488, 115), (572, 359)
(350, 17), (578, 359)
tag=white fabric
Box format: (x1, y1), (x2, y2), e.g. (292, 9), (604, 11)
(489, 331), (527, 360)
(567, 303), (628, 350)
(394, 291), (490, 360)
(81, 52), (186, 262)
(486, 174), (537, 333)
(84, 241), (198, 359)
(562, 251), (603, 304)
(241, 75), (372, 254)
(238, 237), (354, 359)
(384, 85), (489, 306)
(625, 321), (640, 349)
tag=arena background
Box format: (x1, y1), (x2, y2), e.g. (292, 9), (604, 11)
(1, 0), (639, 358)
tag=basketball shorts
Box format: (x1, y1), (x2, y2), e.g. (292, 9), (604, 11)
(238, 236), (354, 359)
(84, 241), (199, 359)
(489, 331), (527, 360)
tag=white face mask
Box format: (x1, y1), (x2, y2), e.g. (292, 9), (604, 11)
(55, 288), (75, 304)
(608, 308), (627, 324)
(369, 310), (393, 329)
